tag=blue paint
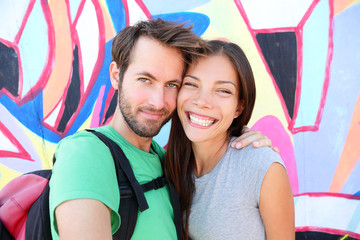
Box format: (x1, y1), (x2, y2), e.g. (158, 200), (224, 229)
(69, 0), (82, 22)
(18, 0), (48, 95)
(355, 191), (360, 196)
(0, 92), (61, 143)
(106, 0), (126, 33)
(153, 119), (171, 147)
(153, 12), (210, 36)
(346, 198), (360, 233)
(294, 2), (360, 193)
(295, 0), (330, 128)
(143, 0), (211, 15)
(342, 157), (360, 194)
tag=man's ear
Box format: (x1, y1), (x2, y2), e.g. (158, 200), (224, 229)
(110, 61), (120, 90)
(234, 100), (245, 119)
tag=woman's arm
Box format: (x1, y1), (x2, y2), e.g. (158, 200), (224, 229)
(55, 198), (113, 240)
(259, 162), (295, 240)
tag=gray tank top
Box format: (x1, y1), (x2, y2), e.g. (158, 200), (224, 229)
(188, 140), (285, 240)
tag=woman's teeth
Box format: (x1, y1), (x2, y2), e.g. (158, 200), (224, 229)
(189, 114), (215, 127)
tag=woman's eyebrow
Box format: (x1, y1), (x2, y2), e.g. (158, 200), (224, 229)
(215, 80), (237, 88)
(184, 74), (200, 81)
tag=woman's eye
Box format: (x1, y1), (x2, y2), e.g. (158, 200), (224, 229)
(184, 82), (196, 87)
(218, 89), (232, 95)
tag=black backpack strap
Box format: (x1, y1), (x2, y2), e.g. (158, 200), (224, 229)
(86, 129), (182, 240)
(22, 170), (53, 240)
(168, 181), (182, 240)
(141, 176), (168, 192)
(86, 129), (149, 212)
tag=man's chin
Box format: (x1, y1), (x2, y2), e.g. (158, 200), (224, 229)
(132, 123), (163, 138)
(135, 129), (161, 138)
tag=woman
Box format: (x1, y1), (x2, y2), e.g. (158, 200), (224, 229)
(165, 40), (294, 240)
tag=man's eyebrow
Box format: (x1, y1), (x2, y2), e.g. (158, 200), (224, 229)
(169, 79), (182, 84)
(137, 71), (181, 83)
(136, 71), (156, 80)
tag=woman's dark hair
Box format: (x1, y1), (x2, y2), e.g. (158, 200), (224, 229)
(164, 40), (256, 239)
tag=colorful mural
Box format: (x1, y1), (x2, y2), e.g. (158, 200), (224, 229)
(0, 0), (359, 239)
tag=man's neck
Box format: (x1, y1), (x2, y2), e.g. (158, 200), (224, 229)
(108, 108), (153, 152)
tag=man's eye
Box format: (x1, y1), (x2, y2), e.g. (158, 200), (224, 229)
(168, 83), (179, 88)
(139, 78), (150, 83)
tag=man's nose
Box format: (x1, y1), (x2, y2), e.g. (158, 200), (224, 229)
(148, 87), (165, 110)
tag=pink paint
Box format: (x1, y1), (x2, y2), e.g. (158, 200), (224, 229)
(135, 0), (153, 20)
(251, 115), (299, 194)
(296, 226), (360, 239)
(90, 85), (106, 128)
(294, 192), (360, 200)
(0, 122), (33, 161)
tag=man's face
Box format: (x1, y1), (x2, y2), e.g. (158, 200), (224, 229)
(115, 36), (184, 137)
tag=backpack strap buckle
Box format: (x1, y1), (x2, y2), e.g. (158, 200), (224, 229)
(141, 176), (168, 192)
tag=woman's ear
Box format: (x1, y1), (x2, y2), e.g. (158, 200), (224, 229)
(234, 100), (244, 119)
(110, 61), (120, 90)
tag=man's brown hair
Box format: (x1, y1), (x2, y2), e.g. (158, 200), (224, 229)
(111, 18), (207, 85)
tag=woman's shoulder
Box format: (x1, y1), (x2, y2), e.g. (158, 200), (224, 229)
(227, 144), (284, 172)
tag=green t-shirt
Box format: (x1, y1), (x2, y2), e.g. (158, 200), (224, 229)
(49, 126), (176, 239)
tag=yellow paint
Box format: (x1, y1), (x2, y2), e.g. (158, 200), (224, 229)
(334, 0), (360, 15)
(22, 126), (57, 170)
(340, 234), (349, 240)
(191, 0), (293, 139)
(80, 113), (93, 131)
(0, 164), (21, 189)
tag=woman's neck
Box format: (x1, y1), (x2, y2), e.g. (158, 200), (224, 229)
(192, 135), (231, 178)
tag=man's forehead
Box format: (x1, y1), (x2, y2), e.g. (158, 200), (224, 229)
(127, 37), (185, 79)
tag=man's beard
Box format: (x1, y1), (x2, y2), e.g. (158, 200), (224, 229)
(118, 88), (173, 138)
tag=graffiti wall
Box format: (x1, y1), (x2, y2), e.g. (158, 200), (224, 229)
(0, 0), (359, 239)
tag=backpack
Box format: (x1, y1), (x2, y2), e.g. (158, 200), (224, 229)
(0, 129), (181, 240)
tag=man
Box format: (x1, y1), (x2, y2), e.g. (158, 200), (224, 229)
(49, 19), (273, 239)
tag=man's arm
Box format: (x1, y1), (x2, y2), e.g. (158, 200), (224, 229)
(56, 199), (113, 240)
(230, 126), (279, 153)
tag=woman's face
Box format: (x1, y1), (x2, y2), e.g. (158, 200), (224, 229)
(177, 54), (243, 144)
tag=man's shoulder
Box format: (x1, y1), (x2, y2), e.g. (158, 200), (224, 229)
(55, 128), (113, 159)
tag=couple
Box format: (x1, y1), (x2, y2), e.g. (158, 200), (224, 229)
(49, 19), (294, 239)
